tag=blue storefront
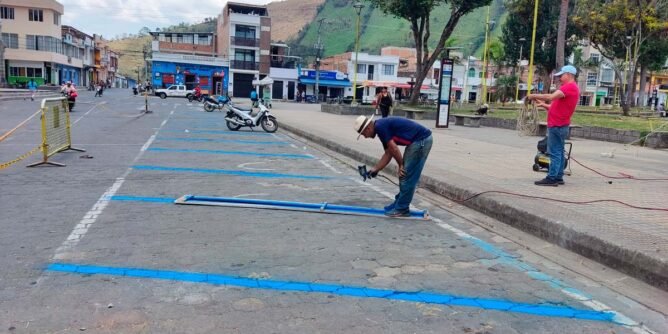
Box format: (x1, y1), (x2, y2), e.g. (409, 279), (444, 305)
(57, 64), (82, 86)
(298, 70), (351, 100)
(151, 61), (229, 95)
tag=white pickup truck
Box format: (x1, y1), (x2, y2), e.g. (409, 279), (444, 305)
(154, 85), (194, 99)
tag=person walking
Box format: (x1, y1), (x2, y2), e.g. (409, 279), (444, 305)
(27, 79), (38, 101)
(375, 87), (394, 118)
(355, 115), (433, 217)
(528, 65), (580, 186)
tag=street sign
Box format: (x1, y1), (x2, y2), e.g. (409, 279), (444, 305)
(436, 58), (454, 128)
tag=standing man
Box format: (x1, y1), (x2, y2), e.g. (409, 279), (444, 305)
(528, 65), (580, 186)
(27, 79), (38, 101)
(355, 115), (433, 217)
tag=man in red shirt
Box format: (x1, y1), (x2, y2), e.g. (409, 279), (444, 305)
(528, 65), (580, 186)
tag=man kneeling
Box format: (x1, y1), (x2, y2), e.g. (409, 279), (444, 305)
(355, 115), (433, 217)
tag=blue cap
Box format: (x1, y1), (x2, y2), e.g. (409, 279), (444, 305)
(554, 65), (577, 76)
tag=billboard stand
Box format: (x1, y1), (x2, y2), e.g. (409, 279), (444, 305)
(436, 58), (454, 128)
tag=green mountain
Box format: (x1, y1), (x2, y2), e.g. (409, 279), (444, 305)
(290, 0), (506, 59)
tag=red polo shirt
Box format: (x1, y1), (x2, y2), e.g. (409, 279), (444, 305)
(547, 81), (580, 127)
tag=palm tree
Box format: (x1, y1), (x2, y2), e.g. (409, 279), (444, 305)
(495, 74), (517, 105)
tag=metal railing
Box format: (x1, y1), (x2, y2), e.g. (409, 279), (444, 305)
(231, 60), (258, 70)
(231, 36), (260, 47)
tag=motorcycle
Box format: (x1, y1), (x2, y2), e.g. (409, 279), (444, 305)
(225, 99), (278, 133)
(62, 92), (76, 111)
(203, 95), (229, 112)
(188, 92), (206, 103)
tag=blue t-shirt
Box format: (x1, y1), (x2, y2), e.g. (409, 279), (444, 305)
(250, 91), (258, 100)
(374, 117), (432, 149)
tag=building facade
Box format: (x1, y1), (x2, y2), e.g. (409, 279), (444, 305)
(63, 25), (94, 88)
(217, 2), (271, 98)
(0, 0), (80, 86)
(149, 31), (229, 95)
(93, 35), (118, 87)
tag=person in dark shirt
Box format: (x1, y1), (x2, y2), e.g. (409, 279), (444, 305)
(355, 115), (433, 217)
(375, 87), (394, 118)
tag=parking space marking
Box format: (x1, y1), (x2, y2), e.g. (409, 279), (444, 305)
(46, 262), (619, 324)
(162, 129), (276, 137)
(132, 165), (336, 180)
(147, 147), (314, 159)
(238, 161), (276, 171)
(156, 137), (290, 145)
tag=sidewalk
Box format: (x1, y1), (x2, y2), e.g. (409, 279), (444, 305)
(269, 101), (668, 291)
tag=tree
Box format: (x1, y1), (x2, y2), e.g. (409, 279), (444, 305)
(501, 0), (578, 93)
(494, 74), (517, 105)
(138, 27), (151, 36)
(574, 0), (668, 115)
(366, 0), (493, 105)
(637, 38), (668, 106)
(556, 0), (570, 68)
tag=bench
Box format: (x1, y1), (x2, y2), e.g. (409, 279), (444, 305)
(403, 108), (427, 120)
(536, 122), (582, 138)
(452, 114), (482, 127)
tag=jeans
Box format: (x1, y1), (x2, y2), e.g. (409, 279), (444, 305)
(389, 135), (433, 212)
(547, 126), (569, 180)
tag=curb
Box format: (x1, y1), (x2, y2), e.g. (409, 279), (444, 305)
(279, 122), (668, 292)
(0, 94), (61, 102)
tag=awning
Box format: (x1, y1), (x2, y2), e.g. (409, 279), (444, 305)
(299, 78), (351, 88)
(252, 77), (274, 86)
(395, 83), (430, 89)
(362, 80), (397, 87)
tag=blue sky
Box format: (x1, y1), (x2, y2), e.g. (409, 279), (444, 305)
(59, 0), (273, 39)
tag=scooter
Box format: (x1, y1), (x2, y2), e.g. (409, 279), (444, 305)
(62, 92), (76, 111)
(188, 92), (206, 103)
(225, 100), (278, 133)
(203, 95), (229, 112)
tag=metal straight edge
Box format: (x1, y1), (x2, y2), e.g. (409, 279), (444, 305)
(174, 195), (430, 221)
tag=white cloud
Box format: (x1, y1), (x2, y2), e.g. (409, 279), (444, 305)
(59, 0), (272, 38)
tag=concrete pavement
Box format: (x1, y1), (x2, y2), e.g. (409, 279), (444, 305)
(269, 101), (668, 291)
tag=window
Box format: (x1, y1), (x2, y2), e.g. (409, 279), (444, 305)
(182, 34), (194, 44)
(176, 34), (184, 43)
(196, 35), (211, 45)
(1, 6), (15, 19)
(29, 9), (43, 22)
(54, 13), (60, 25)
(600, 68), (614, 83)
(1, 33), (18, 49)
(158, 34), (166, 42)
(479, 71), (483, 78)
(235, 25), (256, 39)
(235, 49), (255, 61)
(468, 68), (476, 78)
(9, 67), (19, 76)
(590, 53), (600, 65)
(357, 64), (366, 74)
(383, 64), (395, 76)
(586, 72), (597, 86)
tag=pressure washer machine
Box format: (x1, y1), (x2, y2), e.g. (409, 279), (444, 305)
(532, 137), (573, 172)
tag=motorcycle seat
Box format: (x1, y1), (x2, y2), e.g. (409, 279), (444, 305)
(235, 105), (253, 113)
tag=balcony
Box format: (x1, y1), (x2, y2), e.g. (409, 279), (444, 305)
(231, 36), (259, 48)
(151, 52), (228, 67)
(231, 60), (258, 70)
(156, 41), (214, 55)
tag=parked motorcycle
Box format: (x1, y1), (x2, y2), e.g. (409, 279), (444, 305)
(225, 99), (278, 133)
(203, 95), (229, 112)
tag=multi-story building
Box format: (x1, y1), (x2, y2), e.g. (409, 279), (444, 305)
(574, 42), (616, 106)
(217, 2), (271, 98)
(62, 25), (94, 88)
(0, 0), (80, 86)
(93, 35), (118, 87)
(149, 31), (228, 95)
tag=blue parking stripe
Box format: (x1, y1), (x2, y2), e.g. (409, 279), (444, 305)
(162, 129), (275, 136)
(46, 263), (617, 323)
(132, 165), (333, 180)
(147, 147), (313, 159)
(157, 137), (289, 145)
(109, 195), (175, 203)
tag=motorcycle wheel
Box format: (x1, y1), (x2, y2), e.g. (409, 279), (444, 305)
(260, 115), (278, 133)
(188, 95), (194, 102)
(226, 116), (242, 131)
(203, 103), (215, 112)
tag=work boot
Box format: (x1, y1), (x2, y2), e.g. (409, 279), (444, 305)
(555, 179), (565, 185)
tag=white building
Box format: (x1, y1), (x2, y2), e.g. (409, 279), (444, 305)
(346, 52), (400, 103)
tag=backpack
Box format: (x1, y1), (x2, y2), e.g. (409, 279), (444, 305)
(250, 91), (258, 100)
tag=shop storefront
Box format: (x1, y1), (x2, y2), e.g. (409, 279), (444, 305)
(57, 64), (82, 86)
(151, 61), (229, 95)
(298, 70), (351, 101)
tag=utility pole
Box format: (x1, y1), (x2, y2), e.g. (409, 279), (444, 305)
(0, 14), (6, 87)
(314, 18), (327, 103)
(142, 46), (148, 84)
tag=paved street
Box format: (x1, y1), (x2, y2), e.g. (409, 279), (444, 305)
(1, 89), (667, 333)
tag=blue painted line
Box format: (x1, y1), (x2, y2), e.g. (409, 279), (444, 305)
(132, 165), (333, 180)
(109, 195), (175, 203)
(157, 137), (289, 146)
(46, 263), (616, 323)
(162, 129), (275, 137)
(148, 147), (314, 159)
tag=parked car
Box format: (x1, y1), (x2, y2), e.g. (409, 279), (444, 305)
(154, 85), (193, 99)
